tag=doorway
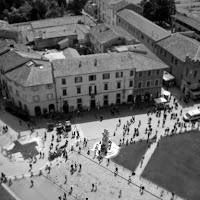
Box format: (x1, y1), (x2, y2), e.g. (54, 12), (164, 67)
(90, 99), (96, 109)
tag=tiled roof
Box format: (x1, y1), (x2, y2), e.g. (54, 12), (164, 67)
(90, 24), (136, 44)
(117, 9), (170, 42)
(31, 16), (85, 29)
(53, 51), (168, 77)
(110, 25), (138, 41)
(17, 51), (48, 61)
(157, 33), (200, 62)
(0, 50), (30, 73)
(172, 14), (200, 32)
(5, 61), (53, 87)
(111, 0), (130, 11)
(63, 48), (80, 58)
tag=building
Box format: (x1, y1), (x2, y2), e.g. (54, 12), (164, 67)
(98, 0), (142, 25)
(156, 33), (200, 87)
(0, 20), (22, 43)
(89, 24), (139, 53)
(52, 51), (167, 112)
(0, 50), (55, 116)
(171, 13), (200, 42)
(116, 9), (170, 52)
(181, 56), (200, 100)
(12, 16), (93, 45)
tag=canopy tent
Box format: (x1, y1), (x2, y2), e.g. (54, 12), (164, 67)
(154, 97), (167, 104)
(162, 90), (170, 97)
(163, 71), (175, 82)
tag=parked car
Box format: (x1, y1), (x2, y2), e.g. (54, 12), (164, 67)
(183, 109), (200, 122)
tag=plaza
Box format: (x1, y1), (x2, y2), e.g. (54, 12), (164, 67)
(0, 87), (200, 200)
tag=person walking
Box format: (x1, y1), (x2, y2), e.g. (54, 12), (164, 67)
(30, 180), (34, 188)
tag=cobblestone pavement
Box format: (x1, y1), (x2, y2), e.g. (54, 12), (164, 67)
(0, 87), (200, 200)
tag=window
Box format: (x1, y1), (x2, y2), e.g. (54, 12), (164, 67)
(156, 69), (160, 75)
(148, 71), (151, 76)
(16, 90), (19, 97)
(171, 56), (174, 63)
(47, 93), (53, 100)
(116, 93), (121, 104)
(155, 79), (159, 86)
(32, 86), (38, 91)
(160, 48), (162, 54)
(89, 75), (96, 81)
(103, 73), (110, 79)
(104, 83), (108, 90)
(75, 76), (82, 83)
(77, 86), (81, 94)
(116, 71), (123, 78)
(194, 70), (197, 78)
(141, 35), (144, 39)
(89, 85), (97, 95)
(175, 59), (178, 65)
(46, 84), (53, 89)
(130, 70), (134, 76)
(77, 98), (82, 109)
(139, 72), (142, 77)
(146, 81), (151, 87)
(129, 80), (133, 87)
(186, 68), (188, 76)
(33, 95), (40, 102)
(63, 89), (67, 96)
(62, 78), (66, 85)
(164, 51), (167, 57)
(138, 82), (142, 88)
(117, 82), (121, 89)
(103, 95), (109, 106)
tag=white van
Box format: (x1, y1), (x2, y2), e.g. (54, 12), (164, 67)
(183, 109), (200, 122)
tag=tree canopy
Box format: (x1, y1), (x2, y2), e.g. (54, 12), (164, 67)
(0, 0), (88, 24)
(140, 0), (176, 25)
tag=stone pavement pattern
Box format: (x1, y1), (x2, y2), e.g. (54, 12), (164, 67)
(0, 87), (200, 200)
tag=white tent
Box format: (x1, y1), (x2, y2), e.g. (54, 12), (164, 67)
(154, 97), (167, 104)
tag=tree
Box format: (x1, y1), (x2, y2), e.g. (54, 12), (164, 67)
(141, 0), (176, 24)
(68, 0), (88, 15)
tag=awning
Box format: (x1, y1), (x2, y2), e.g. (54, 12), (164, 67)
(162, 90), (170, 97)
(154, 97), (167, 104)
(163, 71), (175, 82)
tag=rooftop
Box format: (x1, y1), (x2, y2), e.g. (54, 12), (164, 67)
(172, 14), (200, 32)
(117, 9), (170, 42)
(31, 16), (85, 29)
(157, 33), (200, 62)
(5, 60), (53, 87)
(63, 48), (80, 58)
(53, 51), (168, 77)
(0, 50), (30, 73)
(111, 0), (130, 11)
(90, 24), (136, 44)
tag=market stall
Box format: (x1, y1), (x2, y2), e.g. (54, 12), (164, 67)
(154, 97), (168, 110)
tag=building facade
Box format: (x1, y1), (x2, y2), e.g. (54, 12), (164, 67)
(181, 56), (200, 100)
(171, 13), (200, 42)
(53, 51), (167, 113)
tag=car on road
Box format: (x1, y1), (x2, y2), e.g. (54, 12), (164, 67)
(183, 109), (200, 122)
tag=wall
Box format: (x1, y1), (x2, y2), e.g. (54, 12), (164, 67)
(55, 68), (135, 111)
(6, 77), (56, 116)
